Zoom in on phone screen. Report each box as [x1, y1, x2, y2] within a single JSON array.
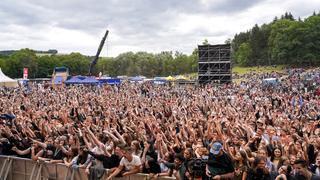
[[175, 126, 180, 134]]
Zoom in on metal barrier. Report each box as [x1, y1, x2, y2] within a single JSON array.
[[0, 155, 175, 180]]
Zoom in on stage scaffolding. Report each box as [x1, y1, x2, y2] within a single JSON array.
[[198, 44, 232, 84]]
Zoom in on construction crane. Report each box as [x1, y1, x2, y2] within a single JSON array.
[[89, 29, 109, 75]]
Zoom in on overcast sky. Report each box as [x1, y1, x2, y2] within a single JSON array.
[[0, 0, 319, 57]]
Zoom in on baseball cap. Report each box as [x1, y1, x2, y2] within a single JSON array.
[[210, 142, 223, 155]]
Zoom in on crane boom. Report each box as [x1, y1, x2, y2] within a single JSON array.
[[89, 29, 109, 75]]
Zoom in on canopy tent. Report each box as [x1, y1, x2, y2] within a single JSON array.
[[65, 76, 99, 85], [166, 76, 175, 81], [130, 76, 143, 82], [98, 78, 121, 85], [154, 77, 167, 85], [0, 68, 18, 88], [175, 75, 189, 80]]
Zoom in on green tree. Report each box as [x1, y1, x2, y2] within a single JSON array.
[[155, 51, 174, 76], [301, 15, 320, 65], [231, 31, 250, 58], [224, 38, 231, 44], [36, 56, 55, 78], [59, 53, 90, 75], [268, 19, 295, 65], [96, 57, 115, 76], [0, 57, 6, 71], [234, 43, 252, 66], [247, 24, 271, 65], [6, 49, 38, 78], [202, 39, 209, 45]]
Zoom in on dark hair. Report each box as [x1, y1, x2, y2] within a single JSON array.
[[270, 146, 283, 169], [238, 150, 250, 168], [253, 156, 265, 168], [184, 148, 194, 159], [175, 154, 185, 162], [167, 152, 175, 163], [294, 159, 307, 168], [173, 146, 182, 154], [70, 146, 79, 158], [286, 165, 292, 174], [77, 147, 88, 165], [98, 134, 109, 144], [120, 145, 132, 152]]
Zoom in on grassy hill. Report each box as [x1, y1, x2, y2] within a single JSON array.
[[185, 65, 286, 80], [232, 65, 285, 75]]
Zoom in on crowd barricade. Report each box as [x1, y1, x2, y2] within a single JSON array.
[[0, 155, 175, 180]]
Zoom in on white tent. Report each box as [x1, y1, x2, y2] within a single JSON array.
[[0, 68, 18, 88]]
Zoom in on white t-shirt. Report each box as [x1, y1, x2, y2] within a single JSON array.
[[120, 155, 142, 171]]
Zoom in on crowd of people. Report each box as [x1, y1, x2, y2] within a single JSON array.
[[0, 68, 320, 180]]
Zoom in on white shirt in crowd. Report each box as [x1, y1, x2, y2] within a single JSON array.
[[120, 155, 142, 171]]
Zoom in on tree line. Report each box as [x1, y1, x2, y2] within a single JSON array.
[[0, 12, 319, 78], [0, 49, 198, 78], [232, 12, 320, 66]]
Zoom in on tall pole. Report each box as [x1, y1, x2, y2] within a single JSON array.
[[89, 29, 109, 75]]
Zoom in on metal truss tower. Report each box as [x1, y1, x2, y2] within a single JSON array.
[[198, 44, 232, 84]]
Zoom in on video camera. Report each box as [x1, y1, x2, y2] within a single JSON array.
[[187, 159, 207, 179]]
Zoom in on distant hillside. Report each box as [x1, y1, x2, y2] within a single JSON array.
[[0, 49, 58, 56]]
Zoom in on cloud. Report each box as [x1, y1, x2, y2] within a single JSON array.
[[0, 0, 319, 56]]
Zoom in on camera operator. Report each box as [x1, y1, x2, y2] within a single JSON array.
[[187, 158, 208, 180], [183, 148, 207, 180]]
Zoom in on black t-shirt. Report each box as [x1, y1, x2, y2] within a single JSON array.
[[46, 144, 55, 152], [0, 142, 14, 156], [46, 144, 65, 160], [88, 151, 120, 169], [207, 152, 234, 176], [52, 149, 65, 160]]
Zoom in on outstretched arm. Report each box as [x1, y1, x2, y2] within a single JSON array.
[[107, 165, 124, 180], [32, 139, 47, 149], [12, 147, 31, 155]]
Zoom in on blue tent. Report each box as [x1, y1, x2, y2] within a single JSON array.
[[65, 76, 99, 84], [98, 78, 121, 85]]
